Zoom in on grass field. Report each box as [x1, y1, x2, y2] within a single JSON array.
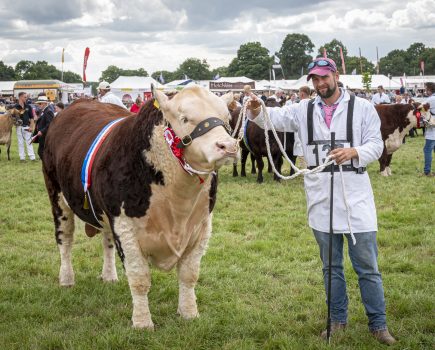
[[0, 132, 434, 350]]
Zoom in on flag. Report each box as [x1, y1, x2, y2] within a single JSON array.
[[213, 73, 220, 80], [159, 72, 165, 84], [184, 74, 188, 80], [301, 66, 304, 77], [272, 69, 276, 81], [83, 47, 90, 82], [376, 46, 379, 74], [420, 60, 425, 75], [339, 46, 346, 74], [61, 48, 65, 64], [323, 48, 327, 58], [274, 55, 280, 64], [351, 68, 356, 75]]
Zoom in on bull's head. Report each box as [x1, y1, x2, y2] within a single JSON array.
[[152, 85, 239, 172], [6, 108, 23, 126]]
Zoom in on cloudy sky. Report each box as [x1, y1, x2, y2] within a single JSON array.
[[1, 0, 434, 81]]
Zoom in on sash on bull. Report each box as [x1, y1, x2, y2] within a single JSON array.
[[42, 85, 239, 329]]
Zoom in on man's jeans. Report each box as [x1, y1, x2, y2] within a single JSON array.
[[423, 138, 435, 174], [313, 230, 387, 331]]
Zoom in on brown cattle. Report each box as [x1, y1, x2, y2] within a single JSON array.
[[376, 102, 431, 176], [0, 108, 23, 160], [42, 86, 238, 329]]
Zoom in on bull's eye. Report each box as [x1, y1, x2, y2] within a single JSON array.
[[181, 117, 188, 124]]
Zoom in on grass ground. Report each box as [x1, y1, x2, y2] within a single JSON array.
[[0, 132, 434, 350]]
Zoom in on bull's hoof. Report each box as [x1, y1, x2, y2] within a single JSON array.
[[256, 178, 263, 184], [132, 318, 154, 330], [59, 280, 75, 288], [177, 308, 199, 320], [59, 270, 75, 287], [386, 167, 392, 176], [380, 170, 389, 177], [100, 275, 119, 283]]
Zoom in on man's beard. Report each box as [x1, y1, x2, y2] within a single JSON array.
[[316, 83, 337, 99]]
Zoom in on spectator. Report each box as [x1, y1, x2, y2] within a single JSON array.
[[15, 92, 36, 161], [55, 102, 64, 116], [98, 81, 127, 109], [31, 96, 55, 160], [371, 86, 391, 105], [130, 96, 143, 113], [423, 82, 435, 176]]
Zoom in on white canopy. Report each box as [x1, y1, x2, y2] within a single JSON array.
[[109, 76, 161, 101], [0, 81, 16, 95], [288, 74, 402, 90]]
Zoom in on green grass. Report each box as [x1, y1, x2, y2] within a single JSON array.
[[0, 132, 434, 350]]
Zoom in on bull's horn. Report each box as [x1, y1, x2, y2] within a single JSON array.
[[151, 84, 169, 111]]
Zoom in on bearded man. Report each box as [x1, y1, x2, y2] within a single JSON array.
[[246, 57, 396, 346]]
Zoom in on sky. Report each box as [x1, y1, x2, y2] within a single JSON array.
[[1, 0, 434, 81]]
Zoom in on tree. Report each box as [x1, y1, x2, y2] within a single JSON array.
[[211, 66, 228, 79], [0, 61, 16, 80], [100, 65, 148, 83], [278, 33, 314, 78], [345, 56, 375, 75], [421, 47, 435, 75], [151, 70, 176, 84], [62, 71, 83, 83], [379, 49, 408, 76], [14, 60, 34, 80], [23, 61, 60, 80], [174, 58, 211, 80], [318, 39, 348, 71], [227, 42, 272, 80], [362, 72, 372, 92], [406, 42, 426, 74]]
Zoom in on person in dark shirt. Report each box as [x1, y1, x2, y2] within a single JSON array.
[[15, 92, 36, 161], [31, 96, 55, 159]]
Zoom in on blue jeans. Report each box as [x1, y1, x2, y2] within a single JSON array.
[[423, 139, 435, 174], [313, 230, 387, 331]]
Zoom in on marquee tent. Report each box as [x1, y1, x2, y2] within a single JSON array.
[[110, 76, 162, 101]]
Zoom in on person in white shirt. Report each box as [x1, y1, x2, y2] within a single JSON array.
[[98, 82, 127, 109], [246, 57, 396, 346], [371, 85, 391, 105], [423, 82, 435, 176]]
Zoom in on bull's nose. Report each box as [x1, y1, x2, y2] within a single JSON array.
[[216, 140, 238, 154]]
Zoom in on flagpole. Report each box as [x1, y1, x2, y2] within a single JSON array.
[[61, 48, 64, 82], [359, 48, 363, 74], [376, 47, 379, 75]]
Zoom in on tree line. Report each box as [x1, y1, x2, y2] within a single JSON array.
[[0, 34, 434, 84]]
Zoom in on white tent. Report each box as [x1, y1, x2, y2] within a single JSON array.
[[110, 76, 161, 101], [0, 81, 16, 95], [288, 74, 402, 91]]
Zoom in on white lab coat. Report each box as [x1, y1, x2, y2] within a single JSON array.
[[100, 91, 127, 109], [250, 90, 384, 233], [371, 92, 390, 105]]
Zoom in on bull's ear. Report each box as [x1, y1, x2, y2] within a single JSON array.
[[151, 84, 169, 110], [220, 91, 234, 107]]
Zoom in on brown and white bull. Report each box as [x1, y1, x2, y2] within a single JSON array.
[[42, 86, 238, 329], [376, 102, 431, 176]]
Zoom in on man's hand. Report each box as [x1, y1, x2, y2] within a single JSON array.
[[329, 147, 358, 165]]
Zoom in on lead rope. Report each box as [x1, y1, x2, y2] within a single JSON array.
[[242, 98, 356, 245]]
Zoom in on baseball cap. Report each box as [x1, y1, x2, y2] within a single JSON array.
[[307, 58, 337, 81], [98, 81, 110, 90]]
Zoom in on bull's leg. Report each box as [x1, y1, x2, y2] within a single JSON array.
[[177, 218, 211, 319], [250, 153, 257, 174], [273, 154, 283, 182], [232, 160, 238, 177], [256, 156, 264, 183], [240, 148, 249, 177], [56, 193, 76, 286], [379, 149, 389, 176], [267, 158, 272, 173], [7, 141, 11, 161], [101, 229, 118, 282], [386, 154, 393, 176], [115, 215, 153, 329]]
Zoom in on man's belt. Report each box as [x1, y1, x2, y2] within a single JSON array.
[[307, 164, 366, 173]]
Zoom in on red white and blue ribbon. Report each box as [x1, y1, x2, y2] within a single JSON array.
[[81, 118, 124, 192]]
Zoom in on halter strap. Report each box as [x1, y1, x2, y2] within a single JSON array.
[[177, 117, 230, 149]]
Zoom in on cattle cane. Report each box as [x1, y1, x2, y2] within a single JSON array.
[[326, 132, 336, 344]]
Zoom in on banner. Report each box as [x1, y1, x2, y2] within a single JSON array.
[[339, 46, 346, 74], [61, 48, 65, 64], [323, 48, 327, 58], [83, 47, 90, 82], [274, 55, 280, 64], [420, 60, 425, 75]]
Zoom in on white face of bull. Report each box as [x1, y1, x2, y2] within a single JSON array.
[[153, 86, 239, 172]]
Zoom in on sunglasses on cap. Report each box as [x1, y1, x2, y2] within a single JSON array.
[[307, 59, 336, 71]]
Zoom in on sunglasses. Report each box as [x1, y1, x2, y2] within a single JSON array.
[[307, 60, 336, 71]]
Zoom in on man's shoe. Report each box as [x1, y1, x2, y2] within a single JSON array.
[[371, 329, 397, 346], [320, 322, 346, 339]]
